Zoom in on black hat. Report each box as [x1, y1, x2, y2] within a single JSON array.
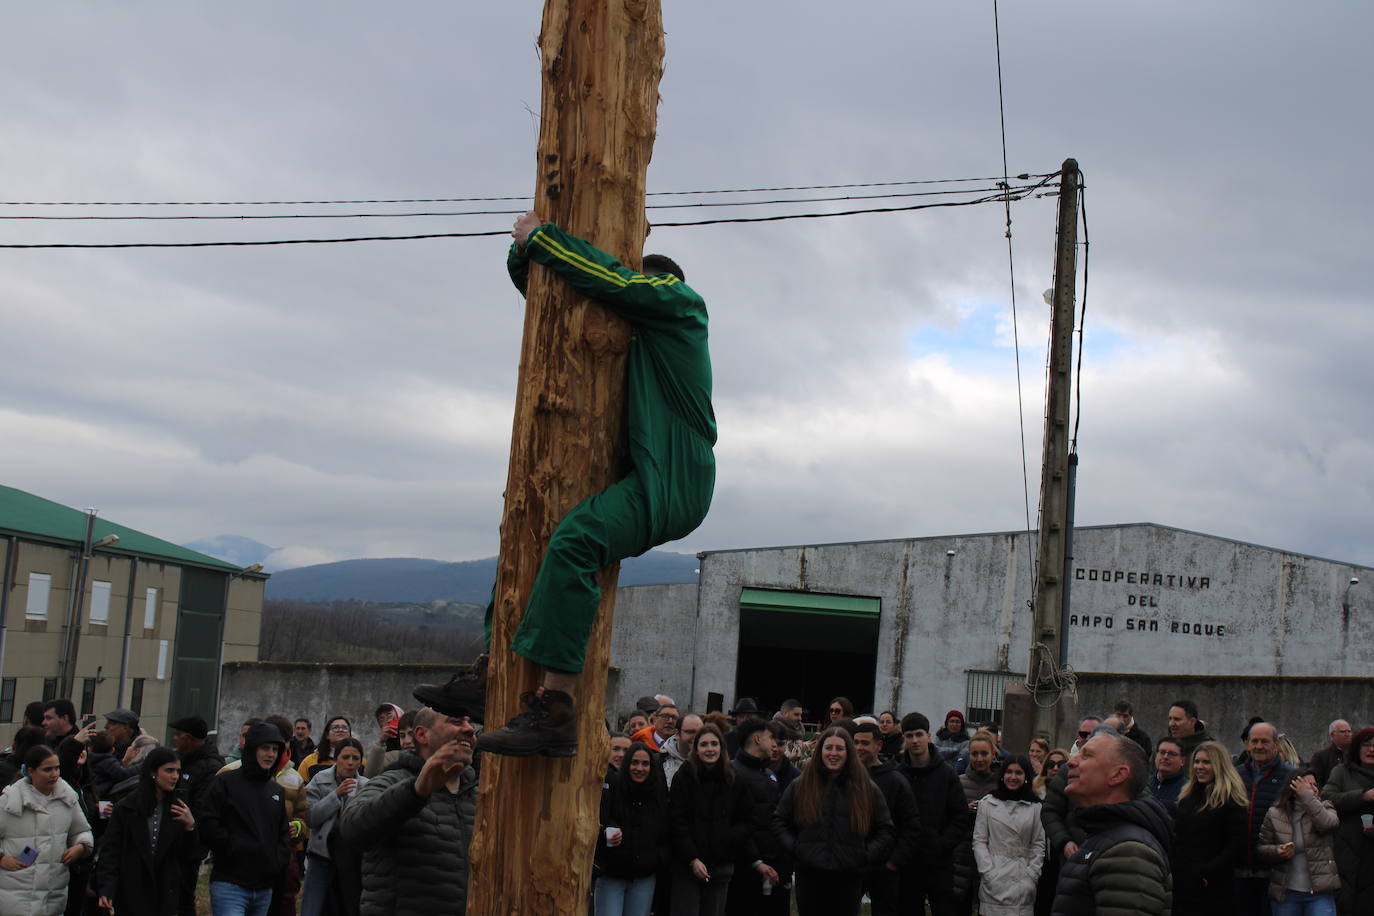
[[729, 697, 760, 715], [635, 696, 659, 715], [169, 716, 209, 740], [104, 708, 139, 727]]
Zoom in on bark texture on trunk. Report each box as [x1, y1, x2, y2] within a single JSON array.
[[467, 2, 664, 913]]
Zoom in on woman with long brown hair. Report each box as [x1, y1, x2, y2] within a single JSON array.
[[667, 723, 750, 916], [772, 726, 893, 916]]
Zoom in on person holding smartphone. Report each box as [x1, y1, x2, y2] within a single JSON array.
[[95, 747, 202, 916], [0, 744, 94, 915]]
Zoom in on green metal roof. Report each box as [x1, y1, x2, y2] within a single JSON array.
[[0, 484, 244, 573]]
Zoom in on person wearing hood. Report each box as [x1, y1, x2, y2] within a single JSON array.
[[853, 723, 920, 916], [95, 747, 203, 916], [935, 710, 972, 763], [972, 755, 1045, 916], [773, 726, 894, 916], [363, 704, 405, 778], [1051, 732, 1172, 916], [0, 744, 94, 916], [337, 682, 478, 916], [198, 723, 292, 916]]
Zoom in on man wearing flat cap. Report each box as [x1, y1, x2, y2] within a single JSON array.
[[170, 715, 223, 916], [339, 679, 479, 916], [725, 698, 761, 758]]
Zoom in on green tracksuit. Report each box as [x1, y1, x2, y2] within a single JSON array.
[[489, 223, 716, 673]]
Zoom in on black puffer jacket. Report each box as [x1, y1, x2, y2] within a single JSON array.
[[732, 749, 791, 871], [772, 767, 894, 873], [1170, 790, 1244, 916], [338, 751, 477, 916], [1050, 795, 1173, 916], [596, 772, 671, 878], [868, 759, 921, 868], [668, 759, 752, 867], [898, 749, 968, 861], [177, 745, 224, 813], [197, 723, 291, 890]]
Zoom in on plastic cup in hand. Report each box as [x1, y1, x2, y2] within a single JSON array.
[[1362, 814, 1373, 829], [605, 827, 622, 846]]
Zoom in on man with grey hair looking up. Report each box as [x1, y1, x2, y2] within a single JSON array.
[[1051, 732, 1172, 915]]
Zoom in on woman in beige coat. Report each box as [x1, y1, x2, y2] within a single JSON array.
[[1257, 770, 1339, 913], [972, 755, 1045, 916]]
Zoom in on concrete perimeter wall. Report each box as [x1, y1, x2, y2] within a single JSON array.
[[1075, 673, 1374, 762]]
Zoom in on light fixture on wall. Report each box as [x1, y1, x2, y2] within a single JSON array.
[[1343, 577, 1359, 615], [92, 534, 119, 549]]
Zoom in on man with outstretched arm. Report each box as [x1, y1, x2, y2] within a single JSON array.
[[441, 211, 716, 759]]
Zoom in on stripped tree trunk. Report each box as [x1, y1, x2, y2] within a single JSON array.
[[467, 2, 665, 913]]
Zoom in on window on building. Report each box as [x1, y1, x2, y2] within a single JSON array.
[[80, 678, 97, 717], [90, 580, 112, 625], [42, 677, 58, 702], [0, 679, 15, 723], [157, 640, 169, 680], [25, 572, 52, 620], [131, 678, 145, 716], [964, 669, 1027, 728], [143, 587, 158, 630]]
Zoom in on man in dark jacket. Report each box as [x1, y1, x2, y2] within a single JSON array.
[[1052, 732, 1172, 915], [1167, 698, 1211, 760], [896, 712, 967, 916], [1309, 718, 1352, 787], [339, 684, 478, 916], [727, 718, 788, 916], [171, 716, 223, 916], [1234, 722, 1295, 916], [1114, 698, 1153, 758], [1146, 737, 1187, 816], [198, 722, 292, 915], [855, 723, 921, 916]]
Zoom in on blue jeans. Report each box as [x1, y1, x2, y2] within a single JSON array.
[[300, 855, 333, 916], [1271, 889, 1337, 916], [209, 881, 273, 916], [594, 874, 657, 916]]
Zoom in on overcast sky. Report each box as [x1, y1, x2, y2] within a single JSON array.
[[3, 2, 1370, 572]]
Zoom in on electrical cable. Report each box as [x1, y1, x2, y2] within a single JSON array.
[[1071, 176, 1088, 454], [0, 183, 1042, 221], [0, 173, 1049, 207], [0, 178, 1057, 248]]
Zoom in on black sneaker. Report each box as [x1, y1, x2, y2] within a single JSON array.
[[414, 654, 488, 725], [474, 689, 578, 758]]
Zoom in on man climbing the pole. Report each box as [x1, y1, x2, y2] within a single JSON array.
[[417, 210, 715, 759]]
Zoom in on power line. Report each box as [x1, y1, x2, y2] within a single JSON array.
[[0, 174, 1047, 208], [0, 177, 1058, 248], [992, 0, 1035, 546], [0, 183, 1042, 221]]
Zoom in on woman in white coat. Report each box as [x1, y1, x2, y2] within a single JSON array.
[[0, 745, 94, 916], [972, 754, 1046, 916]]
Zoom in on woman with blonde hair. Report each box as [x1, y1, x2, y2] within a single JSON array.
[[773, 726, 893, 916], [1170, 739, 1246, 915]]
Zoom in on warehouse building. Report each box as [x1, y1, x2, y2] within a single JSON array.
[[608, 523, 1372, 753], [0, 484, 265, 746]]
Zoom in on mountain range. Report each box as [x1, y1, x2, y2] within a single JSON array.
[[182, 535, 700, 603]]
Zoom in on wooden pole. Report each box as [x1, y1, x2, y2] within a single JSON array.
[[467, 2, 664, 913]]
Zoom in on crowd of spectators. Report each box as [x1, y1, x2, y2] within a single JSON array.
[[2, 689, 1373, 916]]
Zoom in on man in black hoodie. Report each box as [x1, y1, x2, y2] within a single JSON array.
[[896, 712, 967, 916], [1052, 732, 1172, 916], [198, 722, 291, 916], [854, 723, 921, 916]]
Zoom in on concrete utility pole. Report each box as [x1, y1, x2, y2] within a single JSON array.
[[467, 2, 664, 913], [1004, 159, 1081, 752]]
